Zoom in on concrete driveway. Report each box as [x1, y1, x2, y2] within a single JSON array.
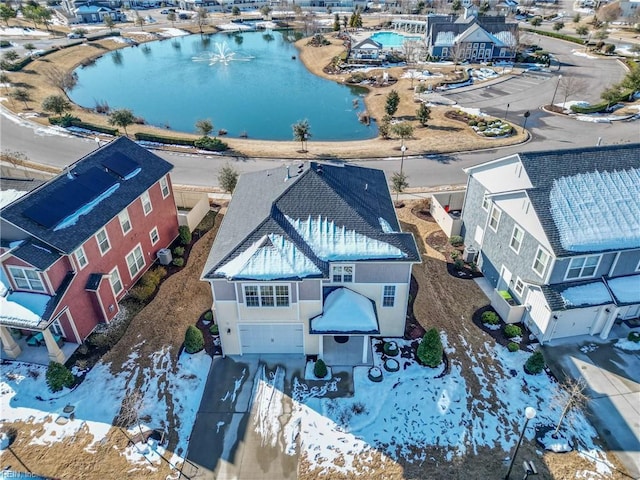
[[542, 333, 640, 479], [184, 354, 304, 480]]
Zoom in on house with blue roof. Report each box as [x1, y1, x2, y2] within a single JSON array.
[[201, 162, 420, 363], [425, 9, 518, 62], [0, 137, 179, 364], [461, 144, 640, 343]]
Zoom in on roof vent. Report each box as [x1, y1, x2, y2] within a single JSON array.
[[365, 183, 368, 191], [316, 165, 323, 175], [285, 165, 290, 181]]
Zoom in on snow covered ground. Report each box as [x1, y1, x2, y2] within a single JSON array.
[[0, 348, 211, 472]]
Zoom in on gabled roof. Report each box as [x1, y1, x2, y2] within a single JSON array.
[[11, 239, 62, 271], [353, 38, 383, 50], [202, 162, 420, 281], [518, 144, 640, 256], [456, 23, 505, 46], [1, 137, 173, 255]]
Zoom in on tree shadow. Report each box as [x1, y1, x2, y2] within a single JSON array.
[[427, 125, 463, 132]]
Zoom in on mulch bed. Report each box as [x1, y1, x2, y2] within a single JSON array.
[[471, 305, 538, 351]]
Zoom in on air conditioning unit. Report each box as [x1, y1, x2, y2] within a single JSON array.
[[462, 245, 477, 263], [157, 248, 173, 266]]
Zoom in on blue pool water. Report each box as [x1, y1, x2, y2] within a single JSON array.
[[369, 31, 422, 48], [68, 31, 377, 141]]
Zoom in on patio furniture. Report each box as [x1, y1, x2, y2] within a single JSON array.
[[26, 332, 44, 347]]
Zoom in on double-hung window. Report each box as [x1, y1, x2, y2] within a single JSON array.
[[126, 245, 145, 279], [566, 255, 600, 280], [382, 285, 396, 307], [8, 267, 45, 292], [119, 210, 132, 235], [513, 278, 525, 297], [141, 191, 152, 215], [510, 225, 524, 254], [244, 285, 289, 307], [74, 246, 88, 270], [331, 265, 353, 283], [160, 176, 170, 199], [109, 267, 123, 295], [489, 206, 501, 232], [532, 247, 550, 278], [96, 228, 110, 255], [481, 193, 490, 211], [150, 227, 159, 245]]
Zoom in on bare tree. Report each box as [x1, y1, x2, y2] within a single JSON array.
[[551, 378, 589, 437], [117, 387, 146, 441], [43, 65, 77, 93], [558, 76, 588, 108], [450, 42, 465, 71], [196, 7, 208, 33]]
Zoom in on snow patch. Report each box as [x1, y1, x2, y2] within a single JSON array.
[[560, 282, 612, 307]]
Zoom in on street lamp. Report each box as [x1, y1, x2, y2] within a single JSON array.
[[400, 143, 407, 176], [550, 75, 562, 110], [522, 111, 530, 135], [504, 103, 510, 121], [504, 406, 536, 480]]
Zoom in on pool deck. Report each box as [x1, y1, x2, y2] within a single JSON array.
[[351, 30, 425, 51]]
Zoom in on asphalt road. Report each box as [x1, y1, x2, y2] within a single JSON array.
[[1, 31, 638, 189]]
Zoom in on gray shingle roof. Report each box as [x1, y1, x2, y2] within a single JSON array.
[[1, 137, 173, 254], [519, 144, 640, 256], [202, 162, 420, 280], [11, 239, 62, 270]]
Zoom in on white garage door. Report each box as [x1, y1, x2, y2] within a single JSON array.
[[239, 324, 304, 354], [551, 308, 599, 339]]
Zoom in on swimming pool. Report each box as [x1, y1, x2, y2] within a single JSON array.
[[369, 31, 423, 48]]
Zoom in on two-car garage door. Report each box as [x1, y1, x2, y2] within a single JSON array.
[[239, 324, 304, 354]]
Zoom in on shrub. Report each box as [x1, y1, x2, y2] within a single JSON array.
[[173, 246, 185, 257], [507, 342, 520, 352], [454, 259, 464, 271], [451, 251, 459, 260], [134, 132, 195, 146], [209, 323, 219, 335], [70, 119, 118, 136], [481, 311, 500, 325], [417, 328, 443, 367], [384, 358, 400, 372], [194, 136, 228, 152], [184, 325, 204, 354], [179, 225, 192, 245], [142, 266, 166, 287], [383, 341, 399, 356], [628, 331, 640, 343], [46, 362, 74, 392], [504, 324, 523, 338], [172, 258, 185, 267], [449, 235, 463, 247], [524, 350, 545, 375], [368, 366, 383, 382], [314, 358, 328, 378], [129, 282, 155, 302], [204, 310, 213, 321]]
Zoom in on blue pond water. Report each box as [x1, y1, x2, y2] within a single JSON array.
[[369, 31, 422, 48], [69, 30, 377, 141]]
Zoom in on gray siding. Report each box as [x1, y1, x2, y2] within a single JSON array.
[[612, 249, 640, 277], [236, 283, 243, 303], [461, 176, 488, 250], [290, 282, 297, 303], [355, 262, 411, 283], [299, 279, 321, 300], [213, 280, 237, 301], [549, 252, 616, 285]]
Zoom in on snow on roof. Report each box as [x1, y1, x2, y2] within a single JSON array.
[[54, 183, 120, 231], [0, 189, 28, 209], [561, 282, 612, 307], [607, 275, 640, 304], [493, 30, 515, 46], [434, 31, 455, 46], [311, 288, 379, 333], [286, 215, 406, 261], [0, 292, 51, 328], [378, 217, 396, 233], [549, 168, 640, 252], [214, 234, 321, 280], [0, 269, 8, 297]]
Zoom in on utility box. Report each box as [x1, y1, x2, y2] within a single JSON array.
[[157, 248, 172, 266], [463, 245, 477, 263]]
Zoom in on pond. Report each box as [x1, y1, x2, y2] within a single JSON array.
[[68, 30, 377, 141]]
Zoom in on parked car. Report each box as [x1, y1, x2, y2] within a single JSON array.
[[67, 32, 84, 39], [178, 12, 191, 19]]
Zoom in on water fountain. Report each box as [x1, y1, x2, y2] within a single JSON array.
[[192, 42, 254, 66]]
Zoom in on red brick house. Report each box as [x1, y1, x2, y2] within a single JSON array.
[[0, 137, 179, 364]]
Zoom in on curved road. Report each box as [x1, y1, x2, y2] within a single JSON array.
[[1, 34, 638, 189]]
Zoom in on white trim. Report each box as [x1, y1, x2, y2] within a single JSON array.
[[50, 318, 65, 338], [74, 246, 88, 270], [64, 309, 81, 343], [243, 283, 290, 308], [564, 254, 602, 281], [330, 264, 355, 283], [125, 244, 145, 280], [513, 277, 524, 297], [636, 257, 640, 272], [149, 226, 160, 246], [160, 175, 170, 199], [381, 284, 396, 307], [96, 227, 111, 256], [532, 246, 550, 278], [7, 266, 46, 293], [109, 266, 123, 296], [141, 190, 152, 216], [488, 205, 502, 232], [509, 224, 524, 255], [609, 251, 621, 277], [118, 209, 132, 236], [481, 191, 490, 212]]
